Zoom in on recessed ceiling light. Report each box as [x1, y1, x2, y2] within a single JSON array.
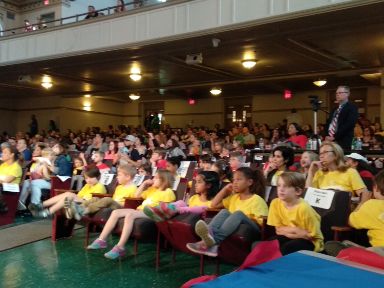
[[129, 94, 140, 100], [129, 73, 142, 81], [313, 79, 327, 87], [41, 75, 53, 89], [241, 59, 257, 69], [210, 88, 222, 96]]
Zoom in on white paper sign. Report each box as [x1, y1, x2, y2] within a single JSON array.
[[172, 176, 181, 191], [304, 187, 335, 210], [57, 176, 71, 182], [2, 183, 20, 193], [177, 161, 191, 178], [133, 174, 145, 187], [100, 173, 114, 186]]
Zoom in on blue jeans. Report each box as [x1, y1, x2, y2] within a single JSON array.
[[208, 209, 260, 244], [20, 179, 31, 203], [30, 179, 51, 204]]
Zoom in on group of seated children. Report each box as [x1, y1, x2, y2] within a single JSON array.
[[21, 140, 383, 266]]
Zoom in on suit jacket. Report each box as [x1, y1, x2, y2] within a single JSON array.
[[326, 101, 358, 150]]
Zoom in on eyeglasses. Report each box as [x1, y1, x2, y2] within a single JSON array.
[[319, 150, 334, 155], [336, 91, 348, 94]]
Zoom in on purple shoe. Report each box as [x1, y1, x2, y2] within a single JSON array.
[[159, 202, 177, 219], [104, 246, 126, 260], [87, 239, 107, 250], [186, 241, 218, 257]]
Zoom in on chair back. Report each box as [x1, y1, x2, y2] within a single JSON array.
[[51, 176, 72, 197], [304, 187, 351, 241], [174, 178, 188, 201], [265, 186, 278, 206]]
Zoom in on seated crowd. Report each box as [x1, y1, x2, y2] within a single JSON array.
[[0, 120, 382, 271]]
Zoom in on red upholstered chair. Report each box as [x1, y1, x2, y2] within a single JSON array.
[[50, 176, 74, 241], [0, 168, 28, 226]]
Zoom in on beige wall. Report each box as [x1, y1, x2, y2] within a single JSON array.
[[252, 90, 329, 128], [366, 86, 380, 123], [0, 85, 381, 135], [164, 98, 224, 129]]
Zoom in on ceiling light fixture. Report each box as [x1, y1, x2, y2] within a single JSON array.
[[84, 94, 91, 98], [129, 94, 140, 101], [41, 75, 53, 89], [210, 88, 222, 96], [241, 59, 257, 69], [313, 79, 327, 87], [129, 66, 142, 81], [129, 73, 142, 81]]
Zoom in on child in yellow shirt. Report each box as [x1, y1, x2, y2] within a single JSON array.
[[87, 170, 176, 260], [268, 172, 324, 255], [325, 170, 384, 257], [65, 164, 137, 220], [186, 167, 268, 257], [143, 171, 220, 221], [29, 167, 105, 218]]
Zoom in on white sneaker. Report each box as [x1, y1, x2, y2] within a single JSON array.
[[195, 220, 216, 248]]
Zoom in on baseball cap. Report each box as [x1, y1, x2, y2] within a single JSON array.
[[125, 135, 136, 142], [345, 153, 368, 163]]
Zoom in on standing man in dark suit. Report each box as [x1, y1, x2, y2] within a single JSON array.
[[326, 85, 358, 150]]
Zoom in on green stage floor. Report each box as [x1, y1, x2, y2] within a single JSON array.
[[0, 217, 235, 288]]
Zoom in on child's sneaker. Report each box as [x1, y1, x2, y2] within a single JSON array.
[[28, 203, 44, 217], [143, 205, 164, 222], [186, 241, 218, 257], [104, 246, 126, 260], [195, 220, 216, 248], [64, 197, 73, 219], [87, 239, 107, 250], [35, 208, 52, 219], [159, 202, 177, 219]]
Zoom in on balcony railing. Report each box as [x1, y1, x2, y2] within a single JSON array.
[[0, 0, 174, 37]]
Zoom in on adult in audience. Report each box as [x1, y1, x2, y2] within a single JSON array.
[[264, 146, 294, 186], [84, 5, 99, 19], [345, 153, 376, 191], [286, 123, 308, 149], [305, 142, 369, 203], [0, 145, 22, 184], [326, 86, 359, 150], [16, 138, 32, 161], [114, 0, 126, 13], [242, 127, 255, 145]]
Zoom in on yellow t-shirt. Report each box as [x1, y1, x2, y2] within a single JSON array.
[[271, 170, 284, 186], [349, 199, 384, 247], [112, 184, 137, 206], [137, 186, 176, 210], [77, 182, 106, 200], [188, 194, 211, 208], [312, 168, 366, 196], [222, 193, 268, 225], [0, 161, 22, 184], [267, 198, 324, 252]]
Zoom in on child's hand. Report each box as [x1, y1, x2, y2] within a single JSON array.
[[144, 179, 154, 186], [223, 183, 233, 195], [79, 152, 85, 159]]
